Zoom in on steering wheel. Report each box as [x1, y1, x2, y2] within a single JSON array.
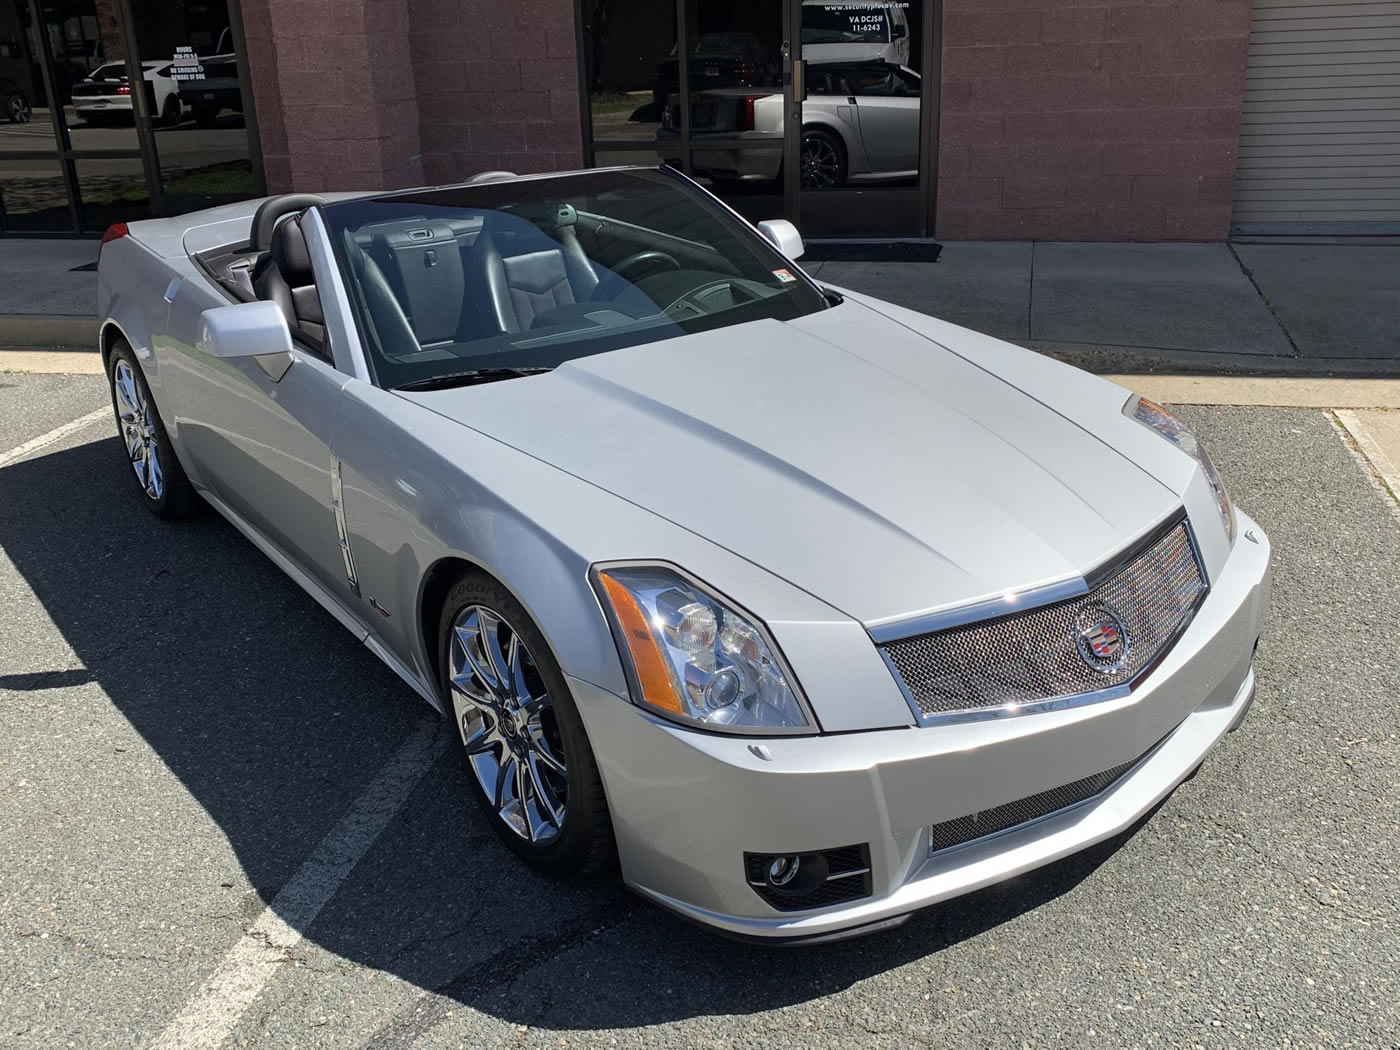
[[611, 250, 681, 283]]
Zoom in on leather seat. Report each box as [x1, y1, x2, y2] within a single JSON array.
[[475, 214, 600, 333], [252, 214, 326, 352]]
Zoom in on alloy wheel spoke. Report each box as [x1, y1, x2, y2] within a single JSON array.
[[526, 724, 567, 774], [495, 753, 517, 811], [478, 612, 514, 695], [454, 620, 502, 696], [146, 443, 164, 498], [525, 752, 562, 827]]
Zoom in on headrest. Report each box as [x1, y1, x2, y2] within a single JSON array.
[[272, 215, 314, 285]]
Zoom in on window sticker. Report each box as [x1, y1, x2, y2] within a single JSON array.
[[773, 268, 797, 283]]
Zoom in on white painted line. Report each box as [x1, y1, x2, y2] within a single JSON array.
[[1334, 410, 1400, 504], [0, 407, 111, 469], [149, 718, 447, 1050]]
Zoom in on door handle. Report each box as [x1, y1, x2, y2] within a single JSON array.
[[791, 59, 805, 103]]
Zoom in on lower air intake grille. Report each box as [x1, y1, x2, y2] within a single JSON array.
[[928, 732, 1172, 855], [882, 519, 1206, 720]]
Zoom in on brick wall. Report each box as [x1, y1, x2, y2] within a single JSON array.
[[242, 0, 581, 194], [241, 0, 423, 194], [408, 0, 583, 185], [937, 1, 1253, 241]]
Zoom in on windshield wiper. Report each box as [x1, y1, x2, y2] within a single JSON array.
[[394, 366, 553, 392]]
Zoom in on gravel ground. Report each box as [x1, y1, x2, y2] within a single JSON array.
[[0, 375, 1396, 1049]]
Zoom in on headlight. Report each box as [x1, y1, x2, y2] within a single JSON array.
[[593, 565, 815, 734], [1126, 395, 1235, 542]]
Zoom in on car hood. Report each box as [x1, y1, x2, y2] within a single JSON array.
[[398, 301, 1180, 629]]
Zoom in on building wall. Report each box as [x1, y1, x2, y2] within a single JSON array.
[[242, 0, 581, 195], [408, 0, 583, 185], [937, 0, 1253, 241]]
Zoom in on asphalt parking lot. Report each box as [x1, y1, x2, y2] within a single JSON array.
[[1, 372, 1397, 1049]]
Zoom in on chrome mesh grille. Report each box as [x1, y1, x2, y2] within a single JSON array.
[[929, 748, 1149, 854], [882, 521, 1205, 719]]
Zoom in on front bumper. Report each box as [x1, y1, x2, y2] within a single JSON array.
[[573, 511, 1272, 942]]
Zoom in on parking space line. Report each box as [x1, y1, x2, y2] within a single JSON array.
[[149, 717, 447, 1050], [0, 407, 111, 469]]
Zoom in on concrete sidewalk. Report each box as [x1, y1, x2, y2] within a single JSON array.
[[0, 239, 99, 352], [808, 240, 1399, 374], [1, 236, 1396, 374]]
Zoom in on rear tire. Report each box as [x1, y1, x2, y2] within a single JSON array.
[[107, 339, 199, 519], [159, 94, 181, 127], [800, 126, 847, 190], [5, 91, 30, 124], [438, 571, 615, 878], [193, 103, 218, 128]]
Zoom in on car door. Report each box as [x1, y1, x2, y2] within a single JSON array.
[[160, 279, 352, 595], [848, 65, 920, 175]]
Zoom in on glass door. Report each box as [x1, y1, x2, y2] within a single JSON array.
[[788, 0, 929, 236], [678, 0, 785, 227]]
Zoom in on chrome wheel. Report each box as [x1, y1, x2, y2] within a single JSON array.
[[8, 94, 30, 124], [801, 132, 842, 190], [448, 605, 568, 844], [113, 360, 163, 502]]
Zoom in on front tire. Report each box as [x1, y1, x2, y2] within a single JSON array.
[[107, 340, 198, 519], [438, 572, 615, 878]]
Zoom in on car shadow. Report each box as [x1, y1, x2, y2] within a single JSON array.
[[1, 434, 1160, 1033]]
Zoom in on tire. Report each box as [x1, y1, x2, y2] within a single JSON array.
[[159, 93, 181, 127], [800, 126, 847, 190], [6, 91, 30, 124], [192, 103, 217, 128], [107, 340, 199, 519], [438, 571, 615, 878]]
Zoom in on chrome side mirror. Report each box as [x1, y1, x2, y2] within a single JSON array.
[[197, 300, 294, 381], [757, 219, 805, 261]]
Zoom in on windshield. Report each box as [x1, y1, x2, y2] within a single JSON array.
[[322, 168, 829, 390], [802, 5, 891, 44]]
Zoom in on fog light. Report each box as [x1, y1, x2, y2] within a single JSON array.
[[767, 855, 800, 887]]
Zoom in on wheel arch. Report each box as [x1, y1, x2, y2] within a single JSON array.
[[99, 319, 128, 372]]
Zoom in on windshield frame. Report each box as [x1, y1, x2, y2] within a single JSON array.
[[321, 166, 832, 392]]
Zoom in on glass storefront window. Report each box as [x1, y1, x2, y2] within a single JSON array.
[[0, 155, 70, 231], [133, 0, 254, 209], [76, 154, 148, 229], [0, 0, 258, 235], [582, 0, 675, 145]]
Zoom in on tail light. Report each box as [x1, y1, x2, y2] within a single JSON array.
[[741, 94, 762, 131], [99, 222, 128, 261], [117, 85, 131, 95]]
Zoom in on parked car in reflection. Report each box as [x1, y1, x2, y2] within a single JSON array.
[[802, 0, 911, 68], [72, 61, 185, 126], [657, 62, 920, 189], [1, 76, 31, 124], [176, 28, 244, 128], [652, 31, 780, 108]]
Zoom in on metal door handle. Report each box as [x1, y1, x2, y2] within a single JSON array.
[[792, 59, 805, 103]]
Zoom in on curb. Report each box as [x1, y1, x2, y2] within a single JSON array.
[[1028, 341, 1400, 379], [0, 314, 98, 351]]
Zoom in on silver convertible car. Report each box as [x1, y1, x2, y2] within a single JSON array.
[[97, 167, 1271, 943]]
